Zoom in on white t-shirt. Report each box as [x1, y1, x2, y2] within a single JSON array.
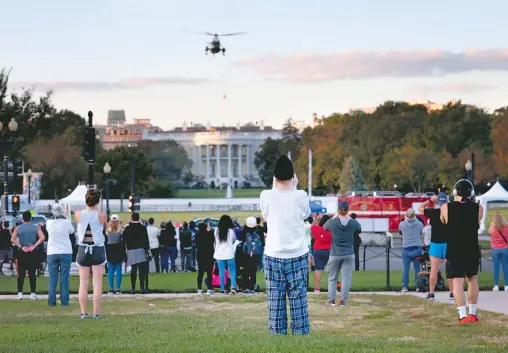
[[260, 188, 311, 259], [46, 218, 75, 255], [147, 225, 161, 249], [213, 228, 236, 260], [304, 222, 312, 248], [423, 225, 432, 246]]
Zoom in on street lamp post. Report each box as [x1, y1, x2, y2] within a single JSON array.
[[0, 118, 19, 215], [103, 162, 117, 218], [465, 160, 472, 183], [26, 169, 33, 204]]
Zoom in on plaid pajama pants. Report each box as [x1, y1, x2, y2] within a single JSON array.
[[264, 253, 310, 335]]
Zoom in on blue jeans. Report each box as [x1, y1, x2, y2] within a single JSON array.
[[491, 248, 508, 286], [402, 247, 422, 288], [161, 246, 177, 272], [217, 258, 237, 290], [107, 262, 123, 290], [47, 254, 72, 306]]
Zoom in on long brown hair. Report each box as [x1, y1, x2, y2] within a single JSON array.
[[108, 219, 121, 234], [491, 212, 507, 232]]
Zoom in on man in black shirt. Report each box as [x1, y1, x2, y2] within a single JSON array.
[[0, 221, 12, 275], [440, 179, 483, 324], [418, 193, 453, 300]]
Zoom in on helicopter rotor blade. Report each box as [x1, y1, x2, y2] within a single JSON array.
[[184, 30, 215, 36], [219, 32, 246, 36]]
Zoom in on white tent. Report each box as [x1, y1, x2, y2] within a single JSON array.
[[477, 181, 508, 233], [60, 183, 88, 206]]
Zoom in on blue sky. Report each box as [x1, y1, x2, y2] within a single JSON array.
[[1, 0, 507, 129]]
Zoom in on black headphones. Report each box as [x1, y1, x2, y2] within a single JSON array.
[[452, 179, 475, 197]]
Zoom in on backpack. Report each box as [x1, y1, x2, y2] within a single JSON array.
[[242, 230, 263, 256]]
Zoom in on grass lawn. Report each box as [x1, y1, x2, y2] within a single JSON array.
[[176, 188, 265, 198], [1, 294, 507, 352], [0, 271, 499, 295]]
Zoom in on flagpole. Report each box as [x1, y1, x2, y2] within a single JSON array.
[[308, 149, 312, 197]]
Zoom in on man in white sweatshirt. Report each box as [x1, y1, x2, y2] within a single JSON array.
[[260, 155, 311, 335]]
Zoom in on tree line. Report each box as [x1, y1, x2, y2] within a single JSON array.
[[0, 68, 192, 200], [255, 102, 508, 195]]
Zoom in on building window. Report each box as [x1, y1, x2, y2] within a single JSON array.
[[232, 145, 239, 157], [221, 163, 228, 177], [241, 145, 247, 157], [233, 162, 238, 177], [201, 146, 207, 156], [201, 161, 206, 176], [220, 145, 227, 157], [210, 146, 216, 157], [211, 162, 216, 177]]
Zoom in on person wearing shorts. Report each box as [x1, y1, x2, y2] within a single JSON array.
[[419, 192, 454, 300], [75, 188, 107, 320], [440, 179, 483, 324], [310, 214, 331, 293]]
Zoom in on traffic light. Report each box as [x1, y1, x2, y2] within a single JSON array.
[[128, 194, 134, 213], [12, 195, 20, 213], [83, 127, 96, 161]]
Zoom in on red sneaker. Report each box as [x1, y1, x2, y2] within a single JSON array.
[[468, 314, 479, 323], [458, 316, 471, 324]]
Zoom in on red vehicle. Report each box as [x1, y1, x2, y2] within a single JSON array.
[[336, 191, 433, 233]]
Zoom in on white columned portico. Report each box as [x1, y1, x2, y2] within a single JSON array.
[[206, 144, 210, 178], [197, 145, 202, 176], [228, 143, 232, 181], [237, 144, 242, 178], [246, 144, 251, 177], [216, 144, 220, 179]]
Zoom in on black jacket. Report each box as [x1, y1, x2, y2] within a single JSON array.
[[195, 229, 214, 260], [122, 223, 149, 250]]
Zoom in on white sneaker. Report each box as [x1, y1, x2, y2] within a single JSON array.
[[401, 287, 408, 293], [30, 293, 38, 300], [493, 286, 499, 291], [197, 289, 203, 295], [206, 290, 214, 295], [17, 292, 23, 300]]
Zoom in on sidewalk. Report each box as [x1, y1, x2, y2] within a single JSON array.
[[1, 291, 506, 315]]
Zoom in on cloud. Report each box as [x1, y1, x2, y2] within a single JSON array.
[[409, 82, 498, 96], [235, 49, 508, 83], [10, 76, 211, 92]]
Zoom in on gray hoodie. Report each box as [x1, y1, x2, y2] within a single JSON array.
[[324, 217, 361, 256], [398, 218, 424, 248]]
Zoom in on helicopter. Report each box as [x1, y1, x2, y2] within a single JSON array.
[[187, 31, 246, 56]]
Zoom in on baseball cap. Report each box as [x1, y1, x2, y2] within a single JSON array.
[[406, 208, 416, 218], [437, 192, 448, 206], [246, 216, 257, 228], [110, 214, 120, 221], [338, 201, 349, 211], [160, 222, 167, 228]]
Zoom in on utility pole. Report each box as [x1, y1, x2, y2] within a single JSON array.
[[471, 152, 475, 188], [83, 111, 96, 188], [308, 149, 312, 197]]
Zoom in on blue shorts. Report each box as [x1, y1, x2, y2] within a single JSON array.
[[313, 250, 330, 271], [429, 242, 447, 259]]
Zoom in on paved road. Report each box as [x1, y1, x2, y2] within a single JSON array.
[[1, 291, 505, 315]]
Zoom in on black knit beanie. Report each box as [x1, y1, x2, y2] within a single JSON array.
[[273, 155, 294, 181]]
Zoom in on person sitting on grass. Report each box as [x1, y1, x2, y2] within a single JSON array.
[[260, 155, 311, 335]]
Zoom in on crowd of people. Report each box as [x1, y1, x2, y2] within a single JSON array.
[[0, 156, 507, 331]]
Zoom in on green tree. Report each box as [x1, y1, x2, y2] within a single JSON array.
[[143, 179, 175, 198], [339, 156, 366, 192], [254, 138, 281, 187], [95, 146, 155, 200], [382, 144, 438, 193], [137, 140, 192, 182], [279, 118, 301, 161], [24, 133, 87, 200]]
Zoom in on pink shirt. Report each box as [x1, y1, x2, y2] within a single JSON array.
[[489, 225, 508, 249]]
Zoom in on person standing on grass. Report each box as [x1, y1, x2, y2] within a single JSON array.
[[488, 213, 508, 291], [256, 216, 266, 271], [0, 221, 12, 276], [189, 221, 197, 271], [147, 218, 161, 274], [11, 211, 45, 300], [418, 194, 454, 300], [180, 222, 194, 272], [46, 204, 75, 306], [106, 214, 126, 294], [195, 222, 215, 295], [260, 155, 311, 335], [324, 202, 361, 307], [123, 212, 150, 294], [239, 216, 263, 293], [310, 214, 331, 293], [399, 208, 424, 292], [214, 215, 238, 294], [74, 189, 108, 319], [350, 213, 362, 271], [440, 179, 483, 324]]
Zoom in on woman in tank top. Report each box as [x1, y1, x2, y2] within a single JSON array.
[[106, 214, 126, 294], [74, 188, 107, 319]]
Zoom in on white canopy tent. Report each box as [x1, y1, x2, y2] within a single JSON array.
[[477, 181, 508, 233], [60, 183, 88, 214]]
